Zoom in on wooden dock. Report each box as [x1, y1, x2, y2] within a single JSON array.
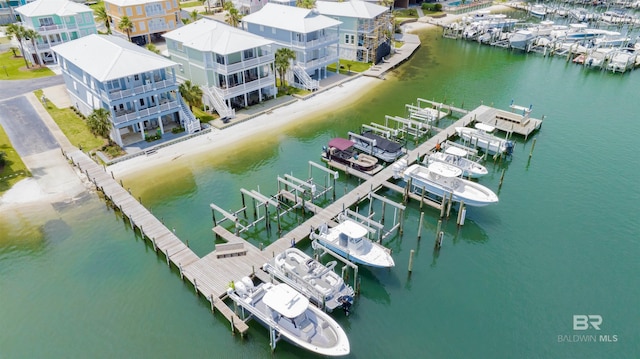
[[67, 103, 536, 339]]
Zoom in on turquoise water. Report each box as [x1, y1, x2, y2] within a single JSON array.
[[2, 29, 639, 358]]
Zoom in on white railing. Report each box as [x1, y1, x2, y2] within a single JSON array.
[[203, 86, 235, 119], [207, 53, 274, 73], [292, 65, 318, 91], [178, 97, 201, 133], [290, 34, 339, 48], [104, 79, 174, 100], [217, 74, 274, 98], [113, 100, 178, 124], [38, 24, 65, 32]]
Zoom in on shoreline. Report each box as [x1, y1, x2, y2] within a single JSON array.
[[0, 4, 512, 213]]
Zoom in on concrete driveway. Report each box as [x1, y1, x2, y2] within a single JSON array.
[[0, 96, 58, 157]]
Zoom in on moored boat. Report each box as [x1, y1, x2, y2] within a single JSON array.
[[227, 277, 350, 356], [509, 30, 536, 50], [455, 123, 514, 155], [310, 220, 395, 268], [262, 248, 355, 314], [348, 131, 405, 163], [426, 146, 488, 179], [393, 160, 498, 207], [322, 138, 380, 173]]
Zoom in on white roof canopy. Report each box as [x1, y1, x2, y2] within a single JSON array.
[[315, 0, 388, 19], [263, 284, 309, 318], [52, 35, 177, 82], [16, 0, 92, 17], [242, 3, 342, 34]]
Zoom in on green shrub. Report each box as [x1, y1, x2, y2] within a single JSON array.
[[171, 127, 185, 134]]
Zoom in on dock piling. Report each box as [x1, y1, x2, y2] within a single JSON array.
[[408, 249, 415, 274], [417, 212, 424, 240], [529, 138, 537, 158]]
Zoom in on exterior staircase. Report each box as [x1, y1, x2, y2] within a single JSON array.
[[178, 96, 201, 134], [203, 86, 235, 120], [292, 65, 319, 91]]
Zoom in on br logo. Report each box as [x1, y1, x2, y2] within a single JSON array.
[[573, 315, 602, 330]]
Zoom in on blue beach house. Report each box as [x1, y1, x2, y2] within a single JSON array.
[[316, 0, 392, 64], [52, 34, 200, 147], [241, 3, 341, 91], [14, 0, 97, 64], [163, 18, 276, 119]]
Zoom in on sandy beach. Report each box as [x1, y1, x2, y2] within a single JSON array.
[[0, 4, 512, 213]]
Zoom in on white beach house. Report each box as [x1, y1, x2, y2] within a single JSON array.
[[52, 34, 200, 147], [316, 0, 392, 64], [241, 3, 341, 91], [15, 0, 97, 64], [164, 18, 276, 119]]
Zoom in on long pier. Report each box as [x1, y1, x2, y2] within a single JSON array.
[[68, 103, 537, 337]]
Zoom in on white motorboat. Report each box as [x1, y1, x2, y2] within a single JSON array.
[[455, 123, 514, 155], [584, 48, 614, 68], [529, 4, 547, 19], [509, 30, 536, 50], [551, 24, 620, 42], [227, 277, 350, 356], [263, 248, 355, 314], [393, 160, 498, 207], [348, 131, 405, 163], [310, 220, 395, 268], [426, 146, 488, 179], [606, 48, 637, 73]]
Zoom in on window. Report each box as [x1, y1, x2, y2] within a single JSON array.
[[134, 74, 139, 81], [139, 98, 145, 106], [39, 17, 54, 27], [126, 7, 132, 16], [271, 27, 276, 34], [139, 21, 145, 31], [259, 25, 264, 32], [344, 34, 349, 44], [165, 1, 170, 10], [136, 6, 142, 15], [243, 48, 255, 60]]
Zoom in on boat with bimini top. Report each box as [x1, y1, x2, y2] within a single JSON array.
[[348, 131, 405, 163], [262, 248, 355, 315], [425, 146, 488, 179], [322, 138, 380, 173]]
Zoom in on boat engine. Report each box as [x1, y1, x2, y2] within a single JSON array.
[[392, 159, 408, 179], [505, 141, 514, 156], [338, 295, 353, 316]]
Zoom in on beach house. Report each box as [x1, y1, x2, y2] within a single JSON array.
[[52, 34, 200, 147], [316, 0, 392, 64], [163, 18, 275, 119], [241, 3, 341, 91], [104, 0, 180, 45], [14, 0, 97, 64]]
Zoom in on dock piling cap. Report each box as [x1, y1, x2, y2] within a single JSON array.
[[474, 123, 496, 132]]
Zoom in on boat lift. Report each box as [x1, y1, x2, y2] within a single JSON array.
[[361, 122, 400, 139], [384, 115, 430, 141]]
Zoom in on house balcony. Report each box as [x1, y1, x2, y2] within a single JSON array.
[[296, 55, 338, 70], [101, 79, 176, 102], [290, 34, 339, 49], [217, 74, 274, 100], [206, 53, 274, 74], [113, 100, 178, 125]]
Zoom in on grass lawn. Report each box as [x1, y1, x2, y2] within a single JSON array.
[[0, 125, 31, 196], [34, 90, 105, 151], [328, 59, 370, 75], [0, 51, 55, 80], [0, 36, 10, 45], [393, 9, 420, 18], [192, 107, 217, 123], [179, 1, 202, 8]]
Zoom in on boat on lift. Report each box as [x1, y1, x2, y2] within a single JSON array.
[[310, 219, 395, 268], [425, 146, 488, 179], [455, 123, 514, 155], [322, 138, 381, 174], [262, 248, 355, 315], [393, 159, 498, 207], [348, 131, 405, 163], [227, 277, 350, 356]]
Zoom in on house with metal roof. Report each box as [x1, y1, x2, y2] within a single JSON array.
[[316, 0, 392, 64], [241, 3, 341, 91], [52, 34, 200, 147], [163, 18, 276, 119], [14, 0, 97, 64], [104, 0, 180, 45]]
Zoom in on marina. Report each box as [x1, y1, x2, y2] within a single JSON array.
[[3, 12, 640, 359]]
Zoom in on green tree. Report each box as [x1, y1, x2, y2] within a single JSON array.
[[23, 28, 41, 66], [86, 108, 114, 145], [118, 16, 133, 42], [179, 80, 203, 111], [0, 151, 6, 168], [6, 23, 29, 68], [95, 6, 111, 34], [190, 9, 199, 22], [9, 46, 19, 57], [224, 5, 241, 28], [275, 47, 296, 90], [296, 0, 315, 8]]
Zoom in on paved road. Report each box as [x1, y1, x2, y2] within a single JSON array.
[[0, 96, 58, 157], [0, 75, 64, 101], [0, 75, 65, 157]]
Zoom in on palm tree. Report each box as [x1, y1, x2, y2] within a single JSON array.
[[179, 81, 203, 111], [23, 28, 41, 66], [118, 16, 133, 42], [86, 108, 113, 145], [190, 9, 199, 22], [95, 6, 111, 34], [275, 47, 296, 90], [6, 23, 29, 68], [224, 3, 241, 28]]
